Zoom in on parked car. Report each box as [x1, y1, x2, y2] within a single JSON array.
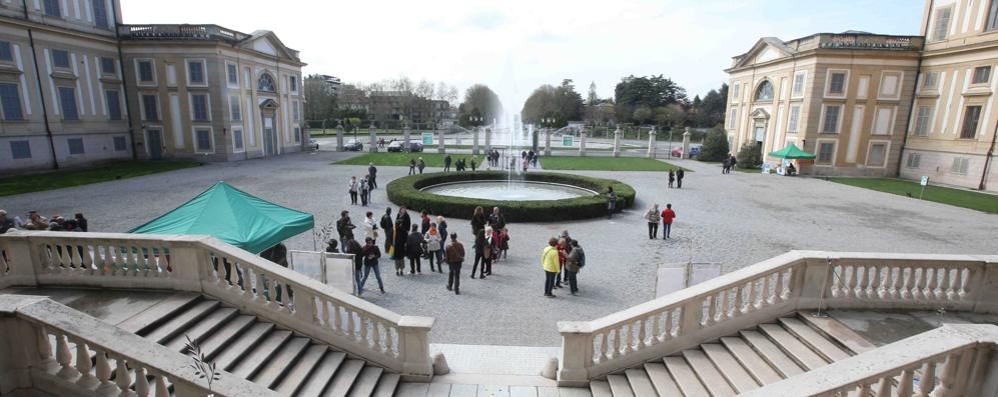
[[344, 140, 363, 151], [670, 145, 701, 158], [386, 140, 405, 152], [408, 142, 424, 152], [308, 138, 319, 150]]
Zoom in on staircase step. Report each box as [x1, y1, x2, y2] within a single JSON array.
[[623, 369, 655, 397], [275, 345, 329, 395], [230, 330, 293, 379], [720, 337, 783, 384], [201, 315, 256, 360], [296, 351, 347, 397], [797, 312, 877, 355], [739, 331, 804, 378], [116, 292, 201, 334], [213, 322, 274, 371], [758, 324, 829, 370], [253, 336, 311, 387], [644, 363, 681, 396], [606, 374, 634, 397], [141, 300, 219, 343], [779, 317, 851, 362], [663, 356, 710, 397], [371, 373, 401, 397], [701, 344, 759, 392], [589, 380, 612, 397], [347, 366, 384, 397], [682, 349, 737, 396], [164, 307, 239, 351], [323, 359, 366, 397]]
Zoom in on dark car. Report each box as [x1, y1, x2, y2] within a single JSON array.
[[308, 138, 320, 150], [344, 140, 363, 151], [408, 142, 424, 152]]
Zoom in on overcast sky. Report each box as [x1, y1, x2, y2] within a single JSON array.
[[122, 0, 923, 107]]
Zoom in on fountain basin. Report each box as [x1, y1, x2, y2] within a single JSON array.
[[421, 180, 598, 201]]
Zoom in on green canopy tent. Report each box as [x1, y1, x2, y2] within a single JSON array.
[[130, 181, 314, 254], [768, 144, 817, 159]]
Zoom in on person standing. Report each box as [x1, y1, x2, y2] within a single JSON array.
[[363, 211, 378, 242], [722, 157, 730, 174], [542, 238, 560, 298], [444, 155, 452, 172], [359, 237, 385, 295], [668, 170, 675, 188], [445, 233, 465, 295], [380, 207, 394, 253], [406, 225, 424, 274], [368, 162, 378, 189], [676, 168, 685, 189], [348, 176, 359, 205], [436, 216, 448, 266], [396, 207, 412, 236], [488, 207, 506, 230], [417, 157, 426, 174], [336, 210, 356, 250], [471, 229, 489, 279], [392, 223, 407, 276], [470, 156, 477, 171], [346, 238, 363, 293], [470, 206, 487, 236], [606, 187, 617, 219], [359, 177, 370, 207], [661, 203, 676, 239], [565, 240, 584, 295], [0, 210, 14, 234], [420, 210, 431, 235], [645, 204, 661, 239], [424, 223, 442, 272], [408, 158, 417, 175], [729, 155, 738, 170]]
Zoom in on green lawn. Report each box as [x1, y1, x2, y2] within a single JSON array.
[[1, 161, 202, 197], [335, 153, 457, 167], [540, 156, 687, 172], [829, 177, 998, 214]]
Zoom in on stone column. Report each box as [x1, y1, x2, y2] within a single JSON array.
[[579, 132, 587, 157], [403, 124, 411, 147], [682, 127, 691, 159], [484, 128, 492, 153], [368, 126, 378, 153], [544, 129, 552, 156], [613, 127, 622, 157], [437, 129, 445, 153], [472, 127, 480, 155], [647, 127, 657, 158], [335, 122, 344, 152], [398, 316, 436, 381], [557, 321, 594, 387]]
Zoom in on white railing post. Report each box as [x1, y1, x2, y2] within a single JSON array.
[[973, 255, 998, 314], [0, 231, 39, 288], [397, 316, 434, 381], [163, 236, 210, 292], [557, 321, 592, 386]]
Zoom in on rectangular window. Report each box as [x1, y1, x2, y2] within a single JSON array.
[[906, 152, 921, 169], [951, 157, 970, 174], [792, 72, 806, 96], [922, 71, 940, 90], [92, 0, 109, 29], [293, 100, 300, 121], [727, 108, 737, 128], [141, 94, 158, 121], [973, 66, 991, 85], [914, 106, 932, 136], [817, 142, 835, 164], [294, 127, 301, 143], [731, 84, 739, 102], [879, 72, 901, 99], [873, 107, 894, 135], [0, 42, 12, 62], [867, 143, 887, 167], [137, 60, 154, 83], [113, 136, 127, 151], [51, 50, 69, 68], [960, 105, 982, 139], [822, 105, 841, 133], [100, 57, 115, 75], [229, 96, 241, 120], [828, 72, 846, 95], [188, 61, 205, 84], [10, 140, 30, 159], [191, 94, 209, 121], [989, 0, 998, 31], [105, 90, 121, 120], [67, 138, 84, 155], [788, 105, 801, 133], [0, 83, 24, 120], [290, 75, 298, 92], [195, 128, 212, 152], [233, 128, 244, 150], [227, 64, 238, 85], [243, 67, 251, 89], [43, 0, 60, 17], [934, 7, 952, 41], [58, 87, 78, 120]]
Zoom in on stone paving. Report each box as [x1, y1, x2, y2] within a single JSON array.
[[3, 150, 996, 346]]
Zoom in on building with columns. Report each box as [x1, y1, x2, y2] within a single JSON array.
[[0, 1, 304, 173]]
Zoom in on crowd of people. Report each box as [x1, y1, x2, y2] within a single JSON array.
[[0, 209, 88, 233], [541, 230, 586, 297]]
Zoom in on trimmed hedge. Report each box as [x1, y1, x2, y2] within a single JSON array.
[[386, 171, 636, 222]]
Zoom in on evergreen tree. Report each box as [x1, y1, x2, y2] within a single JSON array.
[[698, 124, 730, 162], [736, 141, 763, 169]]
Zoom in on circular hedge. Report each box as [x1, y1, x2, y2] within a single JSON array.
[[386, 171, 635, 222]]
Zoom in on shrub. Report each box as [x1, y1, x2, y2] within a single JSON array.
[[698, 124, 730, 162], [386, 171, 636, 222], [736, 141, 763, 169]]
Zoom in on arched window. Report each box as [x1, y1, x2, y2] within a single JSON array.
[[755, 81, 774, 101], [258, 73, 276, 92]]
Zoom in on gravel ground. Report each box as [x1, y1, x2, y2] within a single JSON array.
[[4, 150, 996, 346]]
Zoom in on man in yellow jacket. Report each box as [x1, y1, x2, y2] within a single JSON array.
[[542, 237, 560, 298]]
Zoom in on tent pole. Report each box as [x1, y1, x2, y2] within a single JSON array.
[[312, 226, 317, 251]]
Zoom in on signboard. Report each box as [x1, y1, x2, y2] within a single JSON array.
[[920, 176, 929, 186], [563, 135, 574, 147], [422, 132, 433, 145]]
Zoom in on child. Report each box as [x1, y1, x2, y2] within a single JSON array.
[[498, 227, 510, 260], [668, 170, 675, 188]]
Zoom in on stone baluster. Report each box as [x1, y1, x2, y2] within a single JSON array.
[[346, 308, 356, 340], [95, 350, 115, 393], [55, 333, 79, 378], [36, 326, 52, 360], [135, 367, 150, 396], [599, 332, 608, 362], [775, 271, 787, 301], [930, 352, 961, 396], [882, 266, 896, 299], [360, 316, 370, 346], [876, 375, 893, 396], [615, 327, 625, 356], [76, 340, 95, 386], [857, 381, 872, 396], [924, 268, 938, 300], [916, 361, 937, 397], [869, 265, 883, 299], [747, 280, 759, 311], [115, 356, 132, 392], [735, 283, 746, 314], [154, 374, 169, 397], [651, 313, 662, 344], [638, 317, 648, 349], [947, 269, 960, 301], [333, 304, 343, 335], [935, 267, 949, 300], [898, 367, 915, 397]]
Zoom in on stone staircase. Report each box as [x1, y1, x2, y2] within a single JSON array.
[[589, 313, 874, 397], [121, 292, 400, 397]]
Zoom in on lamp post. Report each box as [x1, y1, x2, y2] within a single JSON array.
[[541, 117, 556, 156], [469, 116, 483, 155]]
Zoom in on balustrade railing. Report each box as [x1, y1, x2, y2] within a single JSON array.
[[0, 231, 434, 380]]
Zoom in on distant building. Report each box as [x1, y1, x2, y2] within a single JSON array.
[[339, 88, 452, 129], [320, 74, 341, 95]]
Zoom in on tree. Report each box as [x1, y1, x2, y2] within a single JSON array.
[[691, 83, 728, 127], [736, 141, 763, 169], [614, 75, 688, 124], [458, 84, 502, 127], [587, 81, 599, 105], [303, 74, 337, 122], [520, 80, 584, 125], [698, 124, 730, 162]]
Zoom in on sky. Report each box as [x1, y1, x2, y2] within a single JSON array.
[[121, 0, 924, 108]]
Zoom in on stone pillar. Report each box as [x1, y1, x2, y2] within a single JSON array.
[[544, 129, 552, 156], [484, 128, 492, 153], [682, 127, 691, 159], [472, 127, 480, 155], [557, 321, 593, 387], [579, 132, 587, 157], [613, 127, 622, 157], [335, 122, 345, 152], [368, 126, 378, 153], [403, 124, 411, 147], [437, 129, 446, 153], [647, 128, 657, 158], [398, 316, 436, 381]]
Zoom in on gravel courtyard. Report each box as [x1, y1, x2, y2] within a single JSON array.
[[4, 150, 996, 346]]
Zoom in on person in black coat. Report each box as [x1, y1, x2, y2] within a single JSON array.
[[345, 239, 363, 292], [405, 225, 424, 274], [379, 207, 394, 252], [392, 223, 408, 276], [676, 168, 685, 188], [470, 206, 487, 236], [470, 229, 490, 279], [395, 207, 412, 238]]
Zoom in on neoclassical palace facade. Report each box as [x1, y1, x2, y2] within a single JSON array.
[[726, 0, 998, 191], [0, 1, 305, 173]]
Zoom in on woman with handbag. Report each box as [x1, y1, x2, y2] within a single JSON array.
[[424, 223, 442, 272]]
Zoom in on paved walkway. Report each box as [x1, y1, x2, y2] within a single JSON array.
[[3, 150, 996, 347]]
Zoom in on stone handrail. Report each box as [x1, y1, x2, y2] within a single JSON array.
[[0, 294, 278, 396], [0, 231, 435, 380], [740, 324, 998, 396], [557, 251, 998, 385]]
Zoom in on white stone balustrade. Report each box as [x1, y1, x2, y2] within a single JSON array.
[[557, 251, 998, 385], [0, 231, 436, 381]]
